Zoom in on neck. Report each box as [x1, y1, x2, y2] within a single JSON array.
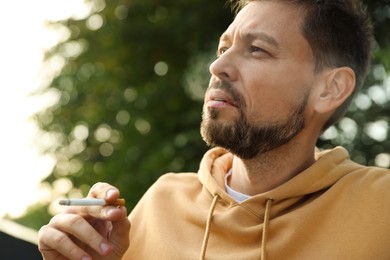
[[229, 138, 317, 195]]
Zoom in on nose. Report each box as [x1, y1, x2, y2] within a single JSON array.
[[209, 51, 238, 82]]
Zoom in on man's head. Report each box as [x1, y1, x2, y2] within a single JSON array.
[[232, 0, 374, 129], [200, 0, 373, 159]]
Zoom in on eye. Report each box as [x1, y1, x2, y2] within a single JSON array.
[[217, 47, 229, 57], [250, 46, 266, 53], [250, 45, 272, 58]]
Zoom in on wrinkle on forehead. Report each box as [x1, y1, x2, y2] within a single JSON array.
[[224, 1, 312, 60]]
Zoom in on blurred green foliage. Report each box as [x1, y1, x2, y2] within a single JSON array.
[[317, 0, 390, 164], [14, 0, 389, 230]]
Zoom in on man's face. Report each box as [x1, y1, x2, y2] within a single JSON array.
[[201, 1, 318, 159]]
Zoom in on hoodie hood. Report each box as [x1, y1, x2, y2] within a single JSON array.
[[198, 146, 354, 212], [197, 146, 356, 259]]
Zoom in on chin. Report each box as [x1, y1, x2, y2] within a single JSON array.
[[205, 107, 241, 123]]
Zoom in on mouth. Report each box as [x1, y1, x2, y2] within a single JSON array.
[[207, 89, 237, 107]]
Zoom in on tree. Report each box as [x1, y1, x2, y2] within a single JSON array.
[[14, 0, 390, 230], [317, 0, 390, 167]]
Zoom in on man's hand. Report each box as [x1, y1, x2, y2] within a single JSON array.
[[38, 183, 130, 260]]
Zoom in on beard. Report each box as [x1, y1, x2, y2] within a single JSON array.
[[200, 81, 309, 160]]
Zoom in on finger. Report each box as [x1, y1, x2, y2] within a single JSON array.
[[88, 182, 120, 201], [39, 224, 92, 260], [107, 207, 131, 257], [63, 204, 124, 221], [49, 214, 113, 256]]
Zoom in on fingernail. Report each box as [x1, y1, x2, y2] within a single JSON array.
[[106, 189, 116, 199], [82, 256, 91, 260], [100, 242, 111, 254]]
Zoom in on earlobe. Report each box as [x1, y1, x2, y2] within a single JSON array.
[[315, 67, 356, 113]]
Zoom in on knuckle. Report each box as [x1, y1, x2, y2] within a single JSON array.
[[48, 213, 67, 225], [50, 229, 71, 246], [38, 224, 48, 235], [38, 215, 91, 259], [49, 213, 86, 230], [67, 244, 85, 259], [67, 214, 86, 227], [89, 182, 113, 197], [50, 231, 85, 260], [46, 215, 60, 226], [37, 225, 50, 246], [90, 182, 108, 190]]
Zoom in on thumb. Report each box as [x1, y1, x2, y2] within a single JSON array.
[[109, 206, 131, 258]]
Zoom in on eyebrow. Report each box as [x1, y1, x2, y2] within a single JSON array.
[[220, 32, 280, 49]]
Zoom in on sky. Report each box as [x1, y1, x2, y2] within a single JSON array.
[[0, 0, 91, 218]]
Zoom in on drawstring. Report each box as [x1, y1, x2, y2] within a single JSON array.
[[200, 194, 220, 260], [261, 198, 274, 260], [199, 195, 273, 260]]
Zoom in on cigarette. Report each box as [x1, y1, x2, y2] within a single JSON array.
[[59, 198, 125, 206]]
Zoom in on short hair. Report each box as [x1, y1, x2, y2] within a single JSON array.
[[230, 0, 374, 130]]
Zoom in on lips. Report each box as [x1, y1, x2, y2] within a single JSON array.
[[207, 89, 237, 107]]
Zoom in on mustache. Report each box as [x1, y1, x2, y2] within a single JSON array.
[[207, 80, 246, 107], [208, 80, 233, 91]]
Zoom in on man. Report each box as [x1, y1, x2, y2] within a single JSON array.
[[39, 0, 390, 259]]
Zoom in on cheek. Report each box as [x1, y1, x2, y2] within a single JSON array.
[[245, 93, 286, 123], [244, 84, 307, 123], [243, 77, 290, 117], [240, 61, 313, 120]]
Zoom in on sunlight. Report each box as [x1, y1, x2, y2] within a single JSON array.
[[0, 0, 90, 218]]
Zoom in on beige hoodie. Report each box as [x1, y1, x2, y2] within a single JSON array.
[[125, 147, 390, 259]]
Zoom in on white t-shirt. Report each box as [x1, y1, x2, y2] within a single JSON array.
[[224, 170, 251, 202]]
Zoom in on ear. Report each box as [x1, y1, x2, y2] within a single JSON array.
[[313, 67, 356, 114]]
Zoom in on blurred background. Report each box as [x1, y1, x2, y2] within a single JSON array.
[[0, 0, 389, 247]]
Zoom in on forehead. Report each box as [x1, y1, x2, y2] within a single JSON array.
[[222, 1, 309, 51]]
